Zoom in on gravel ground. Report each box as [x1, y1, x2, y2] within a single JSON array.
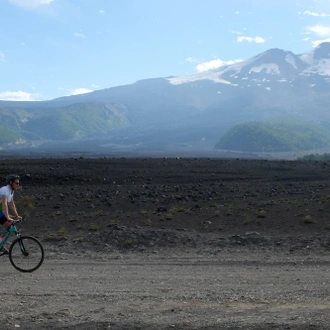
[[1, 157, 330, 329], [1, 247, 330, 330]]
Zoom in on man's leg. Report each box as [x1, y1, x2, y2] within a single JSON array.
[[0, 212, 8, 228], [0, 211, 12, 229], [0, 212, 9, 253]]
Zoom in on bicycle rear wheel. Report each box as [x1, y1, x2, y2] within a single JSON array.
[[9, 236, 44, 272]]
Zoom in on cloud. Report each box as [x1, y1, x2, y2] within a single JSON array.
[[230, 30, 242, 35], [69, 88, 93, 95], [74, 32, 85, 38], [196, 59, 243, 73], [307, 24, 330, 36], [99, 10, 105, 14], [305, 24, 330, 47], [8, 0, 54, 8], [0, 51, 5, 62], [0, 91, 39, 101], [303, 10, 330, 17], [185, 57, 198, 63], [237, 36, 265, 43], [312, 38, 330, 47]]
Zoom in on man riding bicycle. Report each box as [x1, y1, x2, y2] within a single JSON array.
[[0, 174, 22, 253]]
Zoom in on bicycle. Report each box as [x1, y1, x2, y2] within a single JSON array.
[[0, 219, 44, 272]]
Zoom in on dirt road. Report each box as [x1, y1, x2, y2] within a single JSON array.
[[2, 155, 330, 329], [2, 250, 330, 329]]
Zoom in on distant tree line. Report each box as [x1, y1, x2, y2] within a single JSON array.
[[298, 153, 330, 161], [215, 116, 330, 152]]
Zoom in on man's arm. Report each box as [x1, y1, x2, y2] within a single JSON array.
[[9, 199, 20, 219], [1, 196, 12, 222]]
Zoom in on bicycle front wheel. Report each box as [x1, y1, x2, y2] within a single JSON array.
[[9, 236, 44, 272]]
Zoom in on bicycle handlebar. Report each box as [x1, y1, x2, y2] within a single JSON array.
[[9, 218, 26, 225], [6, 218, 25, 232]]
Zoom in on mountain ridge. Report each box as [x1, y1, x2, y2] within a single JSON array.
[[215, 116, 330, 152], [1, 42, 330, 156]]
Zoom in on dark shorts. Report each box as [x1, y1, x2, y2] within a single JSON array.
[[0, 212, 7, 225]]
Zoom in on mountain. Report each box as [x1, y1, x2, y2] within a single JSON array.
[[1, 42, 330, 156], [215, 117, 330, 152], [22, 102, 129, 140]]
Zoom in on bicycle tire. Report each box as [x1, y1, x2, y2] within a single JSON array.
[[9, 236, 44, 272]]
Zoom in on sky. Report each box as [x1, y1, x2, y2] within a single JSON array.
[[1, 0, 330, 101]]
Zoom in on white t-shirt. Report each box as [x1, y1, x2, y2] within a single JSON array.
[[0, 185, 14, 212]]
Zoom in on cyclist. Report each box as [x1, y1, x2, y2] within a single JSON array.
[[0, 174, 22, 253]]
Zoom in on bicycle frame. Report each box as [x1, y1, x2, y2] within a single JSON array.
[[0, 222, 20, 249], [0, 219, 44, 272]]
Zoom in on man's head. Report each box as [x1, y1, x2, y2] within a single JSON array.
[[6, 174, 20, 190]]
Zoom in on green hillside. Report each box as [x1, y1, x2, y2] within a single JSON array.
[[0, 107, 33, 129], [215, 117, 330, 152], [0, 125, 24, 145], [22, 102, 129, 140], [0, 107, 38, 146]]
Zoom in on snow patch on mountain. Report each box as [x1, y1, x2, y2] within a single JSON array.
[[285, 54, 297, 69], [249, 64, 280, 75], [299, 52, 313, 64], [167, 42, 330, 86], [168, 73, 232, 85], [303, 59, 330, 76]]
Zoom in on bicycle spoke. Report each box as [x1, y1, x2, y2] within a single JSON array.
[[9, 237, 44, 272]]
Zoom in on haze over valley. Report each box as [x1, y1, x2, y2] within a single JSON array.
[[1, 43, 330, 159]]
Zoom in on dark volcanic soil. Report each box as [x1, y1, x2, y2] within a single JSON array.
[[1, 157, 330, 251], [2, 157, 330, 329]]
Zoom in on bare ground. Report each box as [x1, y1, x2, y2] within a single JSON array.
[[1, 157, 330, 329], [2, 250, 330, 329]]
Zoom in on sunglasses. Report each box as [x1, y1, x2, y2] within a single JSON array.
[[13, 181, 20, 185]]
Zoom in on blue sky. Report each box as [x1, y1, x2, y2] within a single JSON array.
[[1, 0, 330, 101]]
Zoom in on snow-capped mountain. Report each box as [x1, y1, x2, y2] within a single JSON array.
[[169, 42, 330, 90], [1, 43, 330, 154]]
